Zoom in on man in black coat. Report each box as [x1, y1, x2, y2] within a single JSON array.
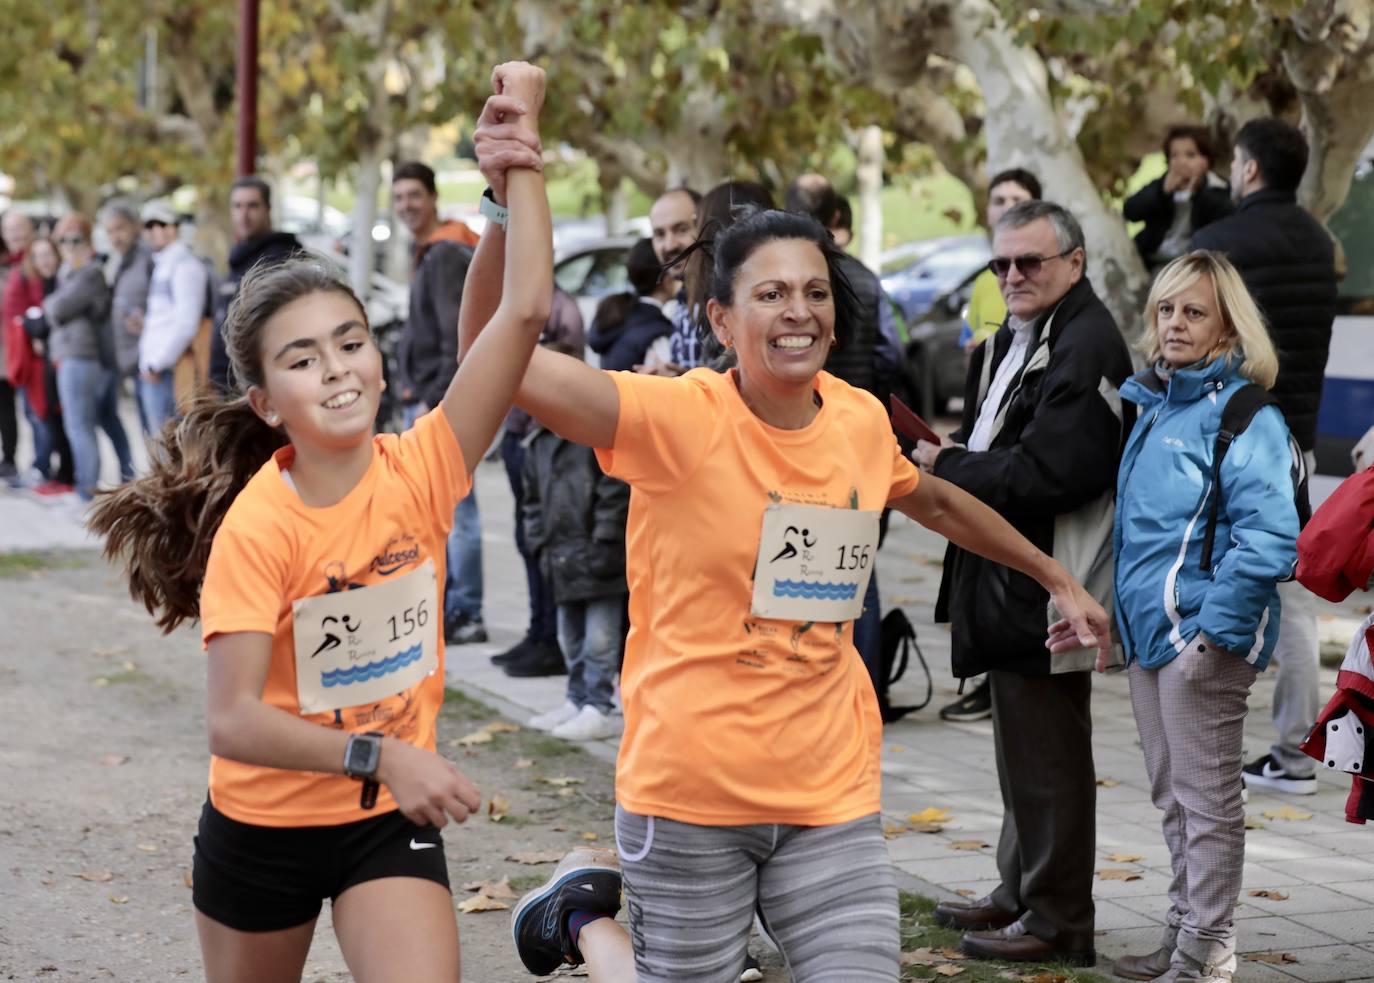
[[1191, 118, 1338, 797], [914, 201, 1134, 966], [208, 176, 303, 388]]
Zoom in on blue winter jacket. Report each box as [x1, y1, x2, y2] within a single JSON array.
[[1114, 356, 1299, 671]]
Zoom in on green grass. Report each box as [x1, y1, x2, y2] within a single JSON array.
[[517, 733, 585, 759], [0, 550, 84, 578], [508, 873, 546, 892], [898, 892, 1111, 982], [442, 687, 498, 717]]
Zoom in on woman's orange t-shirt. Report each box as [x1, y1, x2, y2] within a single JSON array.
[[199, 408, 469, 827], [596, 368, 920, 826]]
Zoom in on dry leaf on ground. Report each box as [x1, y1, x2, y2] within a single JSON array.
[[1243, 815, 1266, 829], [1261, 806, 1313, 821], [948, 840, 989, 851], [581, 832, 599, 842], [1248, 889, 1289, 901], [954, 888, 976, 897], [461, 876, 518, 899], [934, 966, 964, 978], [883, 822, 909, 839], [1106, 853, 1144, 863], [514, 758, 535, 769], [482, 721, 521, 734], [1096, 778, 1120, 787], [487, 793, 510, 823], [457, 893, 510, 914], [887, 744, 906, 753], [900, 947, 942, 966], [1244, 952, 1298, 965], [99, 754, 129, 767], [544, 776, 584, 787], [1097, 868, 1142, 882], [507, 851, 564, 865], [75, 871, 114, 882], [910, 821, 946, 833], [108, 894, 129, 904], [938, 947, 967, 960], [183, 871, 194, 889], [453, 729, 494, 747]]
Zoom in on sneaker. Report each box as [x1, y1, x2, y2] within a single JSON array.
[[492, 636, 535, 667], [444, 611, 488, 645], [1242, 754, 1318, 795], [503, 639, 569, 678], [511, 848, 622, 975], [551, 705, 622, 741], [740, 953, 764, 981], [33, 480, 74, 497], [0, 461, 16, 481], [529, 700, 580, 732], [939, 678, 991, 722]]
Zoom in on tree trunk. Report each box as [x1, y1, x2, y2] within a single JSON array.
[[935, 0, 1150, 334], [598, 160, 629, 235], [856, 125, 885, 268], [351, 143, 384, 298]]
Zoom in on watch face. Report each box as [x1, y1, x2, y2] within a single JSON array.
[[347, 735, 380, 777]]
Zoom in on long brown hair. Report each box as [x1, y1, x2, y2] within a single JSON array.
[[88, 260, 367, 633]]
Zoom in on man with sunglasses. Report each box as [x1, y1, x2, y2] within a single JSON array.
[[913, 200, 1133, 967], [138, 201, 208, 432]]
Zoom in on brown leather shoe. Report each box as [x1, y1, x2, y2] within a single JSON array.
[[960, 921, 1095, 966], [931, 895, 1019, 932], [1113, 946, 1174, 980]]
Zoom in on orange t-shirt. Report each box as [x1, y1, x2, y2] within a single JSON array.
[[199, 408, 469, 827], [596, 368, 920, 826]]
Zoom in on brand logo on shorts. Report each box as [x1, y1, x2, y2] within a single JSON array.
[[409, 838, 438, 851]]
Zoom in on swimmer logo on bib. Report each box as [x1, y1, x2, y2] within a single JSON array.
[[751, 503, 879, 622]]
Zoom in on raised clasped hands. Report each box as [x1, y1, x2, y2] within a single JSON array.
[[474, 61, 546, 204]]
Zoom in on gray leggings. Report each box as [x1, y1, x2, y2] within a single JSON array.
[[614, 806, 900, 983]]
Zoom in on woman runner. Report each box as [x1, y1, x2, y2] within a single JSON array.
[[89, 62, 549, 983], [465, 97, 1114, 983]]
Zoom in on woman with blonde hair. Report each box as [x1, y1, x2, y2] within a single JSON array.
[[1104, 249, 1299, 983]]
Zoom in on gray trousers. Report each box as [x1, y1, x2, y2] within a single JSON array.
[[1268, 578, 1319, 776], [988, 670, 1097, 950], [1129, 651, 1258, 974]]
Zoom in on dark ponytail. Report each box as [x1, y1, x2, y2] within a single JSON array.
[[87, 259, 365, 633]]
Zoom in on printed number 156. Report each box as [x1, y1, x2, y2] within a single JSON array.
[[387, 600, 430, 642], [836, 545, 870, 570]]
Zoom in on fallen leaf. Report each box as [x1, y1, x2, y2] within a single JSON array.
[[887, 744, 906, 753], [487, 793, 510, 823], [461, 876, 517, 899], [108, 894, 129, 904], [558, 786, 577, 797], [1096, 777, 1120, 787], [883, 822, 909, 838], [1248, 889, 1289, 901], [457, 893, 510, 913], [183, 871, 194, 889], [453, 729, 494, 747], [935, 966, 964, 978], [908, 807, 952, 824], [1096, 868, 1142, 882], [581, 832, 599, 842], [482, 721, 521, 734], [1244, 952, 1298, 965], [1243, 815, 1266, 829], [93, 677, 109, 687], [911, 821, 947, 833], [98, 754, 128, 767], [955, 888, 976, 897], [900, 948, 941, 966], [938, 947, 968, 960], [948, 840, 989, 851], [136, 843, 158, 854], [1261, 806, 1313, 821], [507, 851, 564, 865], [1106, 853, 1144, 863], [544, 776, 584, 787], [514, 758, 535, 769], [74, 871, 114, 882], [120, 660, 136, 672]]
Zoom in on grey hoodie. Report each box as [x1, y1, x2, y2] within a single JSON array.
[[45, 262, 112, 364]]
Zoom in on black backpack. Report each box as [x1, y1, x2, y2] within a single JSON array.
[[1199, 383, 1312, 572], [876, 608, 933, 724]]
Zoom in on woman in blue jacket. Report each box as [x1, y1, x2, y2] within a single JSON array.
[[1108, 250, 1299, 983]]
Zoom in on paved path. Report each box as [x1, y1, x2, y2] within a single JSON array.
[[5, 406, 1372, 982]]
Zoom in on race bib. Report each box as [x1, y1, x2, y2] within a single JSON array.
[[750, 503, 880, 622], [292, 559, 439, 715]]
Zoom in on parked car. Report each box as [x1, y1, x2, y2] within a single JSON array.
[[880, 234, 991, 323], [554, 235, 637, 328], [903, 267, 983, 420]]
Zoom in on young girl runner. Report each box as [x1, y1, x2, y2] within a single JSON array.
[[464, 112, 1114, 982], [89, 62, 549, 983]]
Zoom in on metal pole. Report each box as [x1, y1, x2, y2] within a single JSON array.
[[235, 0, 260, 177]]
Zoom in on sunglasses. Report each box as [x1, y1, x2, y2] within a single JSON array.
[[143, 220, 169, 230], [56, 236, 86, 246], [988, 249, 1074, 279]]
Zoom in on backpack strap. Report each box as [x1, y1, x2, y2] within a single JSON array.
[[1200, 383, 1279, 571]]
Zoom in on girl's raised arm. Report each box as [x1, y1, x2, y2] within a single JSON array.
[[457, 76, 621, 451]]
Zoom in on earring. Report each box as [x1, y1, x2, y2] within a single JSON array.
[[267, 414, 279, 426]]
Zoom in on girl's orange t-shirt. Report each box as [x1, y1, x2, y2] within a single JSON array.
[[200, 408, 469, 827], [596, 368, 920, 826]]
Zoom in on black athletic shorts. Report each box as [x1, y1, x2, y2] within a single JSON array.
[[192, 797, 449, 932]]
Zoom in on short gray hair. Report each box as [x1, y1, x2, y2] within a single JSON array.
[[995, 200, 1086, 260], [98, 198, 140, 225]]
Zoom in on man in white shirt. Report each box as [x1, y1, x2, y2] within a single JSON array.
[[137, 201, 207, 432]]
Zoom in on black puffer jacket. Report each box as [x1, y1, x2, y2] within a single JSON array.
[[933, 277, 1134, 676], [1123, 175, 1233, 265], [209, 231, 304, 387], [1190, 189, 1337, 451], [522, 428, 630, 604], [588, 298, 672, 371]]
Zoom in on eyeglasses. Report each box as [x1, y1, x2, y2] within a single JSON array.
[[55, 236, 86, 246], [988, 249, 1074, 279], [143, 220, 169, 230]]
